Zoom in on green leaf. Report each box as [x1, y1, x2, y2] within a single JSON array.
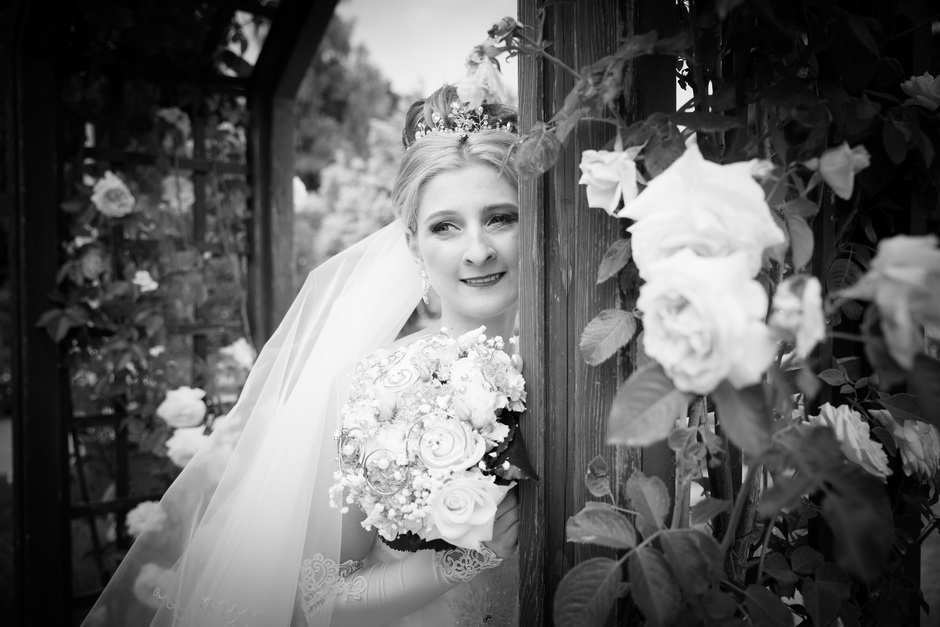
[[780, 198, 820, 220], [607, 363, 690, 446], [585, 455, 612, 498], [712, 381, 772, 458], [660, 529, 723, 598], [883, 117, 909, 164], [762, 552, 798, 584], [744, 585, 792, 627], [803, 563, 852, 626], [628, 547, 680, 627], [826, 257, 866, 293], [626, 470, 671, 535], [567, 501, 637, 549], [596, 238, 632, 284], [786, 214, 814, 270], [553, 557, 622, 627], [579, 309, 637, 366], [876, 393, 925, 425], [790, 545, 824, 575], [516, 122, 562, 179], [690, 497, 732, 526], [907, 356, 940, 430], [818, 368, 848, 386], [669, 112, 744, 133]]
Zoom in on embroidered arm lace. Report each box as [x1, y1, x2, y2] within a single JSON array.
[[297, 546, 503, 626]]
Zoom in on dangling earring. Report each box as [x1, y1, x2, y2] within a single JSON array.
[[420, 268, 430, 305]]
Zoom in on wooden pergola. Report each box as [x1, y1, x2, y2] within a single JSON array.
[[4, 0, 682, 624]]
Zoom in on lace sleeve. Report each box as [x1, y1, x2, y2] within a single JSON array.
[[296, 544, 505, 626]]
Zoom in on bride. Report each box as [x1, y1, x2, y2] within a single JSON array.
[[83, 84, 523, 627]]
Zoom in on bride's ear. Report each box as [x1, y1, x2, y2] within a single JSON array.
[[404, 229, 423, 266]]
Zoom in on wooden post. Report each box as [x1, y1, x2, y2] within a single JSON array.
[[10, 0, 71, 622], [518, 0, 679, 623]]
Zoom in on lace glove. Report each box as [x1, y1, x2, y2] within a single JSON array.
[[297, 546, 503, 626]]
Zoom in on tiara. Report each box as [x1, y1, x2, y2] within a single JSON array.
[[412, 100, 515, 143]]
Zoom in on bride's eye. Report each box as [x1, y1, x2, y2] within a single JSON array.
[[430, 221, 456, 234], [487, 213, 518, 227]]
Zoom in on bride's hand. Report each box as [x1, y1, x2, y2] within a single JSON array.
[[484, 488, 520, 559]]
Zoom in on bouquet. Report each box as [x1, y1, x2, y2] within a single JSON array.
[[330, 327, 537, 552]]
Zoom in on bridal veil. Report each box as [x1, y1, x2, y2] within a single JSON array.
[[84, 220, 422, 626]]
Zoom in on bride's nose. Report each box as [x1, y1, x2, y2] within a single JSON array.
[[463, 228, 497, 264]]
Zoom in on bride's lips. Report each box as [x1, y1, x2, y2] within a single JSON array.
[[460, 272, 506, 287]]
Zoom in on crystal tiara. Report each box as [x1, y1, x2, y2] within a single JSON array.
[[412, 101, 516, 143]]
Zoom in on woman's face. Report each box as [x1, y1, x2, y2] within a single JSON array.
[[407, 164, 519, 333]]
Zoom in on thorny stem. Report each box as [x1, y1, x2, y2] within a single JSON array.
[[755, 515, 777, 584], [510, 40, 581, 80], [720, 463, 759, 556]]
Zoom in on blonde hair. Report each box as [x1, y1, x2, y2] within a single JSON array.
[[392, 131, 519, 232]]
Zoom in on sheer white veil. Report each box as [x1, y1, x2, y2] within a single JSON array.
[[83, 220, 422, 626]]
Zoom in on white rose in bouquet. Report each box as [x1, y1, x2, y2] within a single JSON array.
[[427, 470, 512, 550], [156, 387, 207, 428], [839, 234, 940, 369], [125, 501, 168, 538], [165, 427, 209, 468], [451, 357, 498, 430], [900, 72, 940, 109], [769, 275, 826, 359], [133, 563, 175, 609], [638, 249, 777, 395], [416, 415, 487, 472], [809, 403, 891, 478], [619, 142, 783, 279], [91, 171, 136, 218]]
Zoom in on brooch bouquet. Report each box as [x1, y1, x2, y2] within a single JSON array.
[[330, 327, 537, 552]]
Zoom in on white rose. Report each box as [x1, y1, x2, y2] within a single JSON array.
[[619, 142, 785, 279], [578, 145, 643, 216], [218, 337, 256, 370], [165, 427, 209, 468], [900, 72, 940, 109], [809, 403, 891, 479], [769, 275, 826, 359], [873, 409, 940, 478], [91, 171, 135, 217], [840, 235, 940, 369], [125, 501, 168, 538], [156, 387, 207, 428], [638, 249, 777, 395], [132, 563, 175, 609], [416, 415, 487, 472], [132, 270, 159, 293], [451, 358, 498, 429], [456, 57, 511, 110], [427, 470, 512, 550], [160, 174, 194, 213], [804, 142, 870, 200]]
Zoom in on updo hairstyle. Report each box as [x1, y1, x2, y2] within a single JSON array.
[[393, 85, 519, 233]]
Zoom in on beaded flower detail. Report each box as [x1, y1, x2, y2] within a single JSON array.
[[413, 101, 515, 142]]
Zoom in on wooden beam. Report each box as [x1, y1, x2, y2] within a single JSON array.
[[251, 0, 339, 98], [518, 1, 629, 624], [9, 0, 71, 623]]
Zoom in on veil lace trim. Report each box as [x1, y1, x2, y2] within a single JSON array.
[[152, 589, 263, 626]]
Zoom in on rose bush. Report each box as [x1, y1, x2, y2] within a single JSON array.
[[164, 427, 209, 468], [900, 71, 940, 109], [428, 470, 512, 550], [637, 249, 777, 394], [156, 387, 208, 428], [91, 171, 136, 218], [769, 275, 826, 359], [125, 501, 168, 538], [577, 144, 643, 216], [618, 143, 783, 279], [808, 403, 891, 479], [804, 142, 871, 200]]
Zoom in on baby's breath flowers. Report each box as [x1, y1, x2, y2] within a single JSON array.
[[330, 327, 532, 551]]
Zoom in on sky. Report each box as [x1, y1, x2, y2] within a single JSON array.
[[335, 0, 518, 98]]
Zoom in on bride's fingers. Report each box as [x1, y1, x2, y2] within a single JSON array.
[[511, 353, 524, 373]]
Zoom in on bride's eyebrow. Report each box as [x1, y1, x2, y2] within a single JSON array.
[[481, 202, 519, 213], [423, 209, 459, 224]]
